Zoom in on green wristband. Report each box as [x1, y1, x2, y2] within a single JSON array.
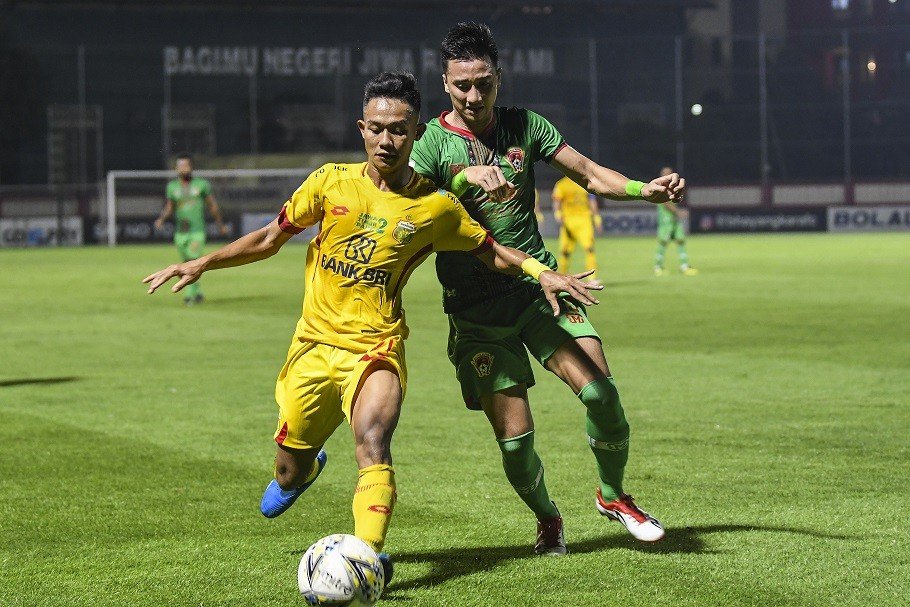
[[450, 170, 470, 197], [625, 180, 645, 198]]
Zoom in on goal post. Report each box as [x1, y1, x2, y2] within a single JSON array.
[[104, 168, 312, 246]]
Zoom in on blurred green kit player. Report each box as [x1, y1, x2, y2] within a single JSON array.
[[155, 154, 227, 304], [411, 22, 687, 553], [654, 166, 698, 276]]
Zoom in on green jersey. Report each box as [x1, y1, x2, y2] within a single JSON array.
[[166, 177, 211, 233], [410, 107, 566, 315]]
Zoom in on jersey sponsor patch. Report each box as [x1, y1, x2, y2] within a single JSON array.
[[450, 163, 466, 177], [470, 352, 494, 377]]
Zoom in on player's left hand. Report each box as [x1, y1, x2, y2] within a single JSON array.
[[538, 269, 603, 316], [143, 261, 204, 294], [642, 172, 685, 204], [218, 223, 229, 236]]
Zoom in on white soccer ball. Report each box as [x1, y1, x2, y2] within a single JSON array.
[[298, 534, 385, 606]]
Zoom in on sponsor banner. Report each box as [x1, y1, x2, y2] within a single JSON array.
[[690, 208, 827, 233], [538, 209, 661, 238], [827, 205, 910, 232], [240, 212, 319, 242], [86, 216, 238, 244], [0, 216, 83, 247]]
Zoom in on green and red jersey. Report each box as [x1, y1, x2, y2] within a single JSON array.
[[410, 107, 566, 315]]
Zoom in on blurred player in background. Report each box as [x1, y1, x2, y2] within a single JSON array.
[[143, 72, 600, 580], [411, 22, 683, 554], [654, 166, 697, 276], [552, 175, 602, 278], [154, 154, 228, 305]]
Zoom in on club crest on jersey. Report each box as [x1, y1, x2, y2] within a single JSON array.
[[392, 220, 416, 245], [506, 147, 525, 173], [471, 352, 494, 378], [450, 163, 466, 177]]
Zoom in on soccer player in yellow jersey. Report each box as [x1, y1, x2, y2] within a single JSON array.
[[552, 175, 602, 277], [143, 72, 600, 583]]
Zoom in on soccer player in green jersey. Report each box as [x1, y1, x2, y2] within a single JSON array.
[[410, 22, 686, 553], [155, 154, 228, 305], [654, 166, 698, 276]]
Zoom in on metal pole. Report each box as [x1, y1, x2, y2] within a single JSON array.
[[162, 74, 171, 166], [106, 171, 116, 247], [249, 72, 258, 154], [758, 33, 769, 194], [77, 45, 88, 187], [842, 29, 852, 198], [674, 35, 684, 173], [588, 38, 599, 158]]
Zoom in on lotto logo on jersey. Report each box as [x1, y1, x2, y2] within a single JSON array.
[[506, 147, 525, 173]]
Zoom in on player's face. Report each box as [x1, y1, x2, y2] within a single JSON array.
[[443, 57, 500, 129], [358, 97, 420, 175], [176, 159, 192, 180]]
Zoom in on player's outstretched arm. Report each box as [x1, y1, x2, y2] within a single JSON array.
[[143, 218, 293, 294], [154, 200, 174, 230], [478, 242, 603, 316], [205, 194, 229, 236], [550, 146, 685, 205]]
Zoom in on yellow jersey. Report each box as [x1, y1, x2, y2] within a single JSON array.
[[278, 163, 492, 353], [552, 176, 592, 218]]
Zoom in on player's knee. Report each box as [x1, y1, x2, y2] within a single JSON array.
[[578, 377, 629, 436]]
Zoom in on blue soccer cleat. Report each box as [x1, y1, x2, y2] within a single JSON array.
[[259, 449, 327, 518], [378, 552, 393, 588]]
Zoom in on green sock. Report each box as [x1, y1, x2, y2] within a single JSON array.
[[184, 280, 201, 300], [497, 431, 559, 520], [578, 378, 629, 501], [654, 242, 666, 267], [677, 242, 689, 267]]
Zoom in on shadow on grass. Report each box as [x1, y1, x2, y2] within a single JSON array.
[[0, 376, 81, 387], [200, 295, 281, 306], [382, 524, 852, 597]]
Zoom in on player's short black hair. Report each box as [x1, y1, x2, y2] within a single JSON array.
[[176, 153, 193, 163], [362, 72, 421, 115], [440, 22, 499, 71]]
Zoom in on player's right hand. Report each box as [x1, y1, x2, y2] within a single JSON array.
[[142, 262, 203, 294], [642, 172, 685, 204], [538, 269, 603, 316], [463, 165, 516, 202], [154, 219, 164, 230]]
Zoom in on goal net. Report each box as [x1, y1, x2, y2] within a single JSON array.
[[103, 168, 314, 246]]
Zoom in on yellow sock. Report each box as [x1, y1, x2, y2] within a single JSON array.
[[585, 251, 597, 277], [558, 255, 570, 274], [352, 464, 396, 553]]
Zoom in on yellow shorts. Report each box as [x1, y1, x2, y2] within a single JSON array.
[[273, 337, 407, 450], [559, 216, 595, 252]]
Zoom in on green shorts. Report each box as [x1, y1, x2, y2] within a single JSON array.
[[657, 220, 685, 243], [448, 291, 601, 410], [174, 231, 206, 261]]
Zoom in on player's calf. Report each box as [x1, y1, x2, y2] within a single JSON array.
[[260, 448, 327, 518]]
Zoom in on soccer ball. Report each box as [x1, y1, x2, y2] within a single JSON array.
[[298, 534, 385, 606]]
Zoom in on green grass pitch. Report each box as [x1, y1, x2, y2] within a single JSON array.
[[1, 233, 908, 607]]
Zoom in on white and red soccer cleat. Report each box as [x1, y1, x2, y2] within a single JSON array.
[[534, 503, 568, 556], [595, 490, 665, 542]]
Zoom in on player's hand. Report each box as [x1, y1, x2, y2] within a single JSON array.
[[154, 218, 164, 230], [463, 165, 517, 202], [142, 261, 203, 294], [538, 269, 603, 316], [218, 223, 229, 236], [642, 173, 686, 204]]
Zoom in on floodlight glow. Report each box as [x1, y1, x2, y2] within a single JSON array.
[[867, 59, 877, 73]]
